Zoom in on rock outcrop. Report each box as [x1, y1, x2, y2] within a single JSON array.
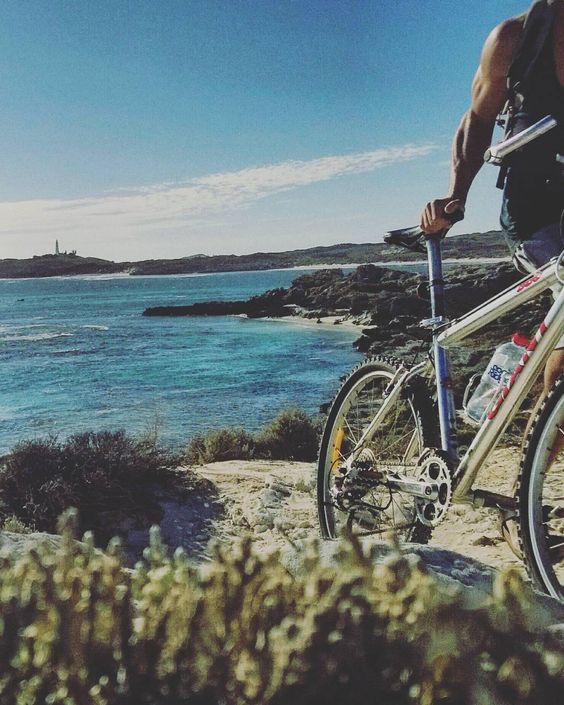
[[144, 289, 294, 318]]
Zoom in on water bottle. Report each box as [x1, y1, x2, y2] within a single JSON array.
[[464, 332, 530, 425]]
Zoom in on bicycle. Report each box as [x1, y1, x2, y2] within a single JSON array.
[[317, 115, 564, 601]]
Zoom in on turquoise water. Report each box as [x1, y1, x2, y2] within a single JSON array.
[[0, 269, 362, 453]]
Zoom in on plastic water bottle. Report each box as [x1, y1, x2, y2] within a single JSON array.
[[465, 332, 530, 425]]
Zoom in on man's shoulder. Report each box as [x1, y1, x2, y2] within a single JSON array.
[[490, 16, 525, 51], [482, 15, 525, 74]]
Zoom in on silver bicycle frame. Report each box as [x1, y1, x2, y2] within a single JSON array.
[[430, 247, 564, 502]]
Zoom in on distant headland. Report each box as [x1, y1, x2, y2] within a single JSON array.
[[0, 230, 509, 279]]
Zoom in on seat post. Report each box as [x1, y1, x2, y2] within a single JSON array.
[[426, 234, 459, 464], [426, 234, 446, 319]]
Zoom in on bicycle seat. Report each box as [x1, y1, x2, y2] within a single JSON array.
[[384, 226, 427, 254]]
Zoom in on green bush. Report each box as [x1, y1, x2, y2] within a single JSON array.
[[255, 408, 320, 461], [184, 409, 320, 465], [0, 431, 189, 542], [185, 428, 256, 465], [0, 517, 562, 705], [0, 515, 32, 534]]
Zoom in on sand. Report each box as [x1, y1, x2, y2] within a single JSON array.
[[257, 313, 364, 331], [192, 445, 525, 575]]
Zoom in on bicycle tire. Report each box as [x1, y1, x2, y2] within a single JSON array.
[[317, 356, 439, 542], [517, 375, 564, 600]]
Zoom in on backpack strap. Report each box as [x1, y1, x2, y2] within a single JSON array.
[[507, 0, 559, 107]]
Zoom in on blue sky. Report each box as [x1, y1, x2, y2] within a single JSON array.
[[0, 0, 527, 260]]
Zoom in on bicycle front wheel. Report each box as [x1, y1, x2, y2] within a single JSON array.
[[518, 376, 564, 600], [317, 356, 438, 542]]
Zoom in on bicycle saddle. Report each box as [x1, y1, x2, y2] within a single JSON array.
[[385, 212, 464, 253], [384, 226, 426, 254]]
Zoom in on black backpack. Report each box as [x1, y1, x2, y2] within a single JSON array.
[[507, 0, 559, 113]]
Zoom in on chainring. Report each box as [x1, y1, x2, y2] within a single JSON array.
[[415, 451, 452, 527]]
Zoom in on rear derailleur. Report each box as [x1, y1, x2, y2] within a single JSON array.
[[330, 449, 452, 528]]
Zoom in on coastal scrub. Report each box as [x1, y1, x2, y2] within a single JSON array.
[[185, 408, 320, 465], [0, 430, 208, 544]]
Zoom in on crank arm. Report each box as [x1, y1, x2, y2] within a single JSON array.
[[387, 474, 439, 501]]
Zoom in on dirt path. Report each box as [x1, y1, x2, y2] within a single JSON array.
[[191, 447, 525, 574]]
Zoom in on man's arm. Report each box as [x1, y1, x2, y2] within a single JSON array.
[[421, 18, 523, 233]]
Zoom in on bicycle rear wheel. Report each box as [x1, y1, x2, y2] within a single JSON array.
[[317, 356, 438, 542], [517, 376, 564, 600]]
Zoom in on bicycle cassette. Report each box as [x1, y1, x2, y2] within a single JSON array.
[[415, 452, 452, 527]]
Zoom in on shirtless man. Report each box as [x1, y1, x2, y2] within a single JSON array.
[[421, 0, 564, 395]]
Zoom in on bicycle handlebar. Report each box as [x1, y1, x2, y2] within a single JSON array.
[[484, 115, 557, 165]]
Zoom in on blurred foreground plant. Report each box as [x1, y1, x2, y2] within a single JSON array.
[[0, 511, 562, 705]]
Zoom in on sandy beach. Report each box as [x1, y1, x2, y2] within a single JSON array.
[[255, 312, 364, 331]]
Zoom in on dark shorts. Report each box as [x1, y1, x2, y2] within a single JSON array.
[[506, 222, 564, 349], [507, 222, 564, 267]]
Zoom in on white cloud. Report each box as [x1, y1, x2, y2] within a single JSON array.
[[0, 143, 435, 257]]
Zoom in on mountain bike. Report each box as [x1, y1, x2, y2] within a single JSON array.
[[317, 115, 564, 600]]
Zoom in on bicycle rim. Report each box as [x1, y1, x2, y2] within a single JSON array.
[[518, 378, 564, 600]]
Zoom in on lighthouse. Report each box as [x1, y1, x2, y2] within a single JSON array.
[[55, 240, 60, 256]]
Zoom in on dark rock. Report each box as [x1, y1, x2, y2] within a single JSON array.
[[143, 299, 295, 318], [405, 325, 431, 341], [389, 315, 419, 328], [354, 335, 373, 353], [389, 333, 409, 346], [350, 295, 372, 314], [389, 296, 427, 318]]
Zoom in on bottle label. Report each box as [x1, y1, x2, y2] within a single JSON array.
[[488, 364, 507, 383]]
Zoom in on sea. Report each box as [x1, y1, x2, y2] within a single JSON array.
[[0, 268, 369, 454]]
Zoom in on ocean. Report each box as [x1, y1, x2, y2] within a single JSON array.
[[0, 268, 364, 454]]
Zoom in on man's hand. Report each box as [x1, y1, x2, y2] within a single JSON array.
[[420, 198, 465, 234]]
